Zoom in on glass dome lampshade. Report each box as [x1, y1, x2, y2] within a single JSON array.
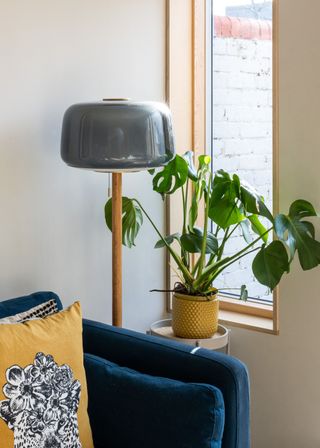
[[61, 100, 175, 172]]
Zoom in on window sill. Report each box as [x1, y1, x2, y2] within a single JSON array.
[[219, 296, 279, 335], [219, 309, 278, 334]]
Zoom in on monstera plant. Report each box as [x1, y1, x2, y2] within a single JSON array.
[[105, 152, 320, 338]]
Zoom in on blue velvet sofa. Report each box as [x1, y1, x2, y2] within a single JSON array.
[[0, 291, 250, 448]]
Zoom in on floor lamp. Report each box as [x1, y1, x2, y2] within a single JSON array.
[[60, 99, 175, 327]]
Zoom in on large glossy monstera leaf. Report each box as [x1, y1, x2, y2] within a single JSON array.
[[105, 197, 143, 248], [252, 199, 320, 290], [209, 170, 273, 229], [209, 170, 245, 228], [252, 241, 289, 290], [180, 228, 219, 254], [274, 199, 320, 270], [152, 154, 188, 196]]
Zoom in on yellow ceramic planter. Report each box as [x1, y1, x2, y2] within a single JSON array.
[[172, 292, 219, 339]]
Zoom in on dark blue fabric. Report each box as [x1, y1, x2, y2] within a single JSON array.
[[83, 319, 250, 448], [0, 291, 63, 318], [85, 353, 225, 448], [0, 293, 250, 448]]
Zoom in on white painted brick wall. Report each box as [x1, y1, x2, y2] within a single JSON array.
[[212, 36, 272, 301], [215, 105, 271, 123]]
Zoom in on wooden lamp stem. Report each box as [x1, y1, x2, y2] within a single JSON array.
[[112, 172, 122, 327]]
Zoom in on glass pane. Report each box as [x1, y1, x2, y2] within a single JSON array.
[[212, 1, 273, 303]]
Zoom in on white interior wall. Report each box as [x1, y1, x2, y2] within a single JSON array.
[[0, 0, 167, 330], [2, 0, 320, 446], [229, 1, 320, 446]]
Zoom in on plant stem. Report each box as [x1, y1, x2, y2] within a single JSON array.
[[185, 177, 189, 227], [181, 180, 190, 269], [193, 227, 273, 289], [207, 247, 260, 286], [192, 256, 232, 290], [228, 222, 240, 239], [198, 174, 211, 276], [206, 253, 217, 269], [217, 227, 230, 261], [215, 228, 272, 273], [181, 183, 187, 235], [192, 256, 201, 276], [217, 223, 240, 261], [214, 225, 220, 237], [133, 199, 194, 285]]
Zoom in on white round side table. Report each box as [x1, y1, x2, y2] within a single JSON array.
[[150, 319, 230, 354]]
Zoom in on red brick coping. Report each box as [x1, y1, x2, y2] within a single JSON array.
[[214, 16, 272, 40]]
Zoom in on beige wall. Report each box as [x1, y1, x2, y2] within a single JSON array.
[[229, 1, 320, 446], [0, 0, 167, 330]]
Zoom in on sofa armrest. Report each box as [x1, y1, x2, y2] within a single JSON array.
[[83, 319, 250, 448]]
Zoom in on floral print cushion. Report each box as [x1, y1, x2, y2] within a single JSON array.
[[1, 353, 81, 447], [0, 302, 93, 448]]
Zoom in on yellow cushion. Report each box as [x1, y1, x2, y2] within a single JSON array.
[[0, 301, 93, 448]]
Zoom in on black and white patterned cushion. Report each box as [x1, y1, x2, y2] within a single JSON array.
[[0, 352, 82, 447], [0, 299, 58, 324]]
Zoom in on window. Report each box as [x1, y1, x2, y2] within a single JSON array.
[[210, 1, 273, 305], [166, 0, 279, 334]]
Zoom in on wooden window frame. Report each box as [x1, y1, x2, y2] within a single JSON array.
[[165, 0, 279, 334]]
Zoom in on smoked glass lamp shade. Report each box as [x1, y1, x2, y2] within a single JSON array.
[[60, 100, 175, 172]]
